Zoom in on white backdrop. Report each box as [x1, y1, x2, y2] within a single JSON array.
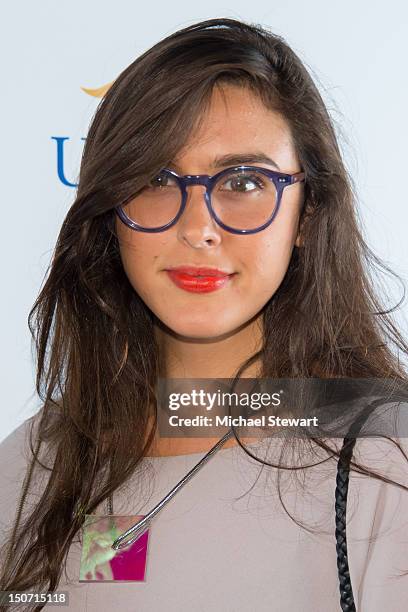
[[2, 1, 408, 442]]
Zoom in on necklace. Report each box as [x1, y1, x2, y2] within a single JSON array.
[[79, 428, 235, 582], [78, 402, 370, 610]]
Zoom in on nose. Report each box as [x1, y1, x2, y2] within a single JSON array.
[[176, 184, 222, 248]]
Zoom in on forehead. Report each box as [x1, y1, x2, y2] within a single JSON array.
[[173, 84, 296, 169]]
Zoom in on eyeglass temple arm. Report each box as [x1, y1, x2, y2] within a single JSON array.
[[290, 171, 306, 184]]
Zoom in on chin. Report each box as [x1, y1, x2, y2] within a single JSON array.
[[161, 317, 236, 341]]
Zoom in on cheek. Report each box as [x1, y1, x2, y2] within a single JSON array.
[[241, 226, 297, 299], [117, 229, 164, 298]]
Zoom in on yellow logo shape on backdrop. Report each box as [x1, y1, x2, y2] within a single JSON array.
[[80, 81, 114, 98]]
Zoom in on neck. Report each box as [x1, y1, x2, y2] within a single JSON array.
[[146, 312, 264, 456], [154, 311, 264, 379]]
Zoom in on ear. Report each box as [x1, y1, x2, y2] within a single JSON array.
[[294, 201, 313, 248]]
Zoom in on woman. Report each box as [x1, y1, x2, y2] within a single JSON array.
[[1, 16, 408, 611]]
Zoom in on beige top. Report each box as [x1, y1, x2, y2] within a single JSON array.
[[1, 415, 408, 611]]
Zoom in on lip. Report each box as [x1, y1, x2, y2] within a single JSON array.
[[165, 266, 233, 277], [164, 266, 236, 293]]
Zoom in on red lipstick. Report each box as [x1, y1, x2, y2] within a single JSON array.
[[165, 266, 235, 293]]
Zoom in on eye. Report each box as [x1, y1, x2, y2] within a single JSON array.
[[220, 172, 266, 193], [148, 171, 177, 188]]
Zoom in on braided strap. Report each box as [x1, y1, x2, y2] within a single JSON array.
[[335, 436, 357, 611], [334, 397, 387, 610]]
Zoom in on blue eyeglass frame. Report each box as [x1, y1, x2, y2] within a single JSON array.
[[115, 165, 306, 235]]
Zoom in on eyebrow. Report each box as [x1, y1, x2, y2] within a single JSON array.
[[170, 152, 281, 173], [209, 153, 281, 171]]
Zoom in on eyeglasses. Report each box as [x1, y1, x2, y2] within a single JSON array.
[[116, 165, 305, 235]]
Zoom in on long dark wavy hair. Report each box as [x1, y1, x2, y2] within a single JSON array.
[[1, 16, 408, 607]]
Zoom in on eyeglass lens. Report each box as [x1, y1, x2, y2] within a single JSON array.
[[121, 169, 278, 231]]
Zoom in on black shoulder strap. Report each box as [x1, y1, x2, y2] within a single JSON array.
[[335, 435, 357, 611], [334, 397, 387, 611]]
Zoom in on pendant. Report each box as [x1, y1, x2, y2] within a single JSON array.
[[79, 514, 150, 582]]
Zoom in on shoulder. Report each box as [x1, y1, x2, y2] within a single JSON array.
[[0, 416, 38, 490], [345, 437, 408, 607], [0, 414, 37, 503], [0, 408, 55, 541], [0, 417, 34, 550], [352, 435, 408, 486], [345, 436, 408, 561], [347, 435, 408, 516]]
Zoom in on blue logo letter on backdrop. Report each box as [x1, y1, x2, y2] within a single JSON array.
[[51, 136, 86, 187]]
